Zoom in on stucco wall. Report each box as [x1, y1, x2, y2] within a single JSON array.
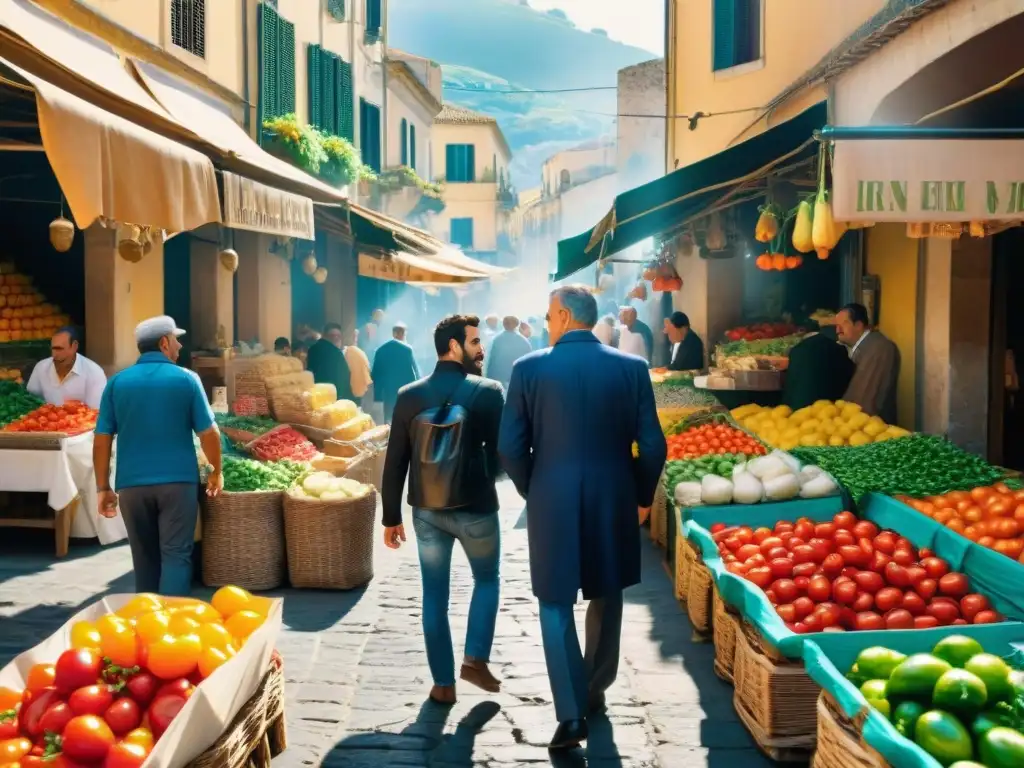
[[386, 77, 437, 176], [432, 123, 511, 183], [542, 145, 615, 197], [617, 58, 665, 192]]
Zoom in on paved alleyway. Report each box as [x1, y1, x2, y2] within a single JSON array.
[[0, 481, 772, 768]]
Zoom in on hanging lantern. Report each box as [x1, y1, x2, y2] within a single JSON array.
[[49, 216, 75, 252], [312, 266, 328, 284], [302, 253, 318, 275], [219, 248, 239, 272]]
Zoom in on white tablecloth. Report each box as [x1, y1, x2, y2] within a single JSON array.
[[0, 432, 128, 545]]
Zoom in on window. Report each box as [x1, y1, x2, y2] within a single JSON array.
[[258, 2, 296, 130], [307, 45, 354, 142], [450, 218, 474, 250], [559, 168, 571, 190], [713, 0, 761, 71], [360, 99, 382, 172], [171, 0, 205, 59], [365, 0, 382, 43], [400, 118, 408, 166], [409, 124, 417, 171], [445, 144, 475, 182]]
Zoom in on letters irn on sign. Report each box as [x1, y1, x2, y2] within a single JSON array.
[[830, 139, 1024, 223]]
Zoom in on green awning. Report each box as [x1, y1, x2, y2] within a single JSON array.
[[554, 101, 828, 280]]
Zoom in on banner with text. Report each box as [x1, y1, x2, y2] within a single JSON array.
[[832, 139, 1024, 222]]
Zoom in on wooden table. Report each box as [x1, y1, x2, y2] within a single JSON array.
[[0, 494, 80, 557]]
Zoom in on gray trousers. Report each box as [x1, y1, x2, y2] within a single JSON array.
[[538, 591, 624, 722], [118, 483, 199, 597]]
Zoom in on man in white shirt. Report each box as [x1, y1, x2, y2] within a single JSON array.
[[26, 326, 107, 409]]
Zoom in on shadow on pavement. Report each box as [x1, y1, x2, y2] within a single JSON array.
[[0, 528, 123, 588]]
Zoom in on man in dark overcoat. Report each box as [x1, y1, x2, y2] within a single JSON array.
[[498, 285, 667, 749], [371, 323, 421, 423]]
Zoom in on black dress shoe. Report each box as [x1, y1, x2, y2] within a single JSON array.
[[548, 719, 588, 750], [588, 693, 607, 714]]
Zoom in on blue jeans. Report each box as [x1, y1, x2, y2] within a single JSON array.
[[412, 508, 501, 687]]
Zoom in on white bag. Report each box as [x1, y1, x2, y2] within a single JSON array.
[[0, 594, 283, 768]]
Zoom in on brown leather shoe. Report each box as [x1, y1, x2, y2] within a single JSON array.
[[460, 661, 501, 692], [429, 684, 456, 705]]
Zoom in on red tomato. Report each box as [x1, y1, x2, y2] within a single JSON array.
[[926, 601, 960, 625], [745, 567, 773, 589], [807, 575, 832, 603], [20, 688, 63, 738], [124, 673, 159, 708], [803, 614, 823, 633], [734, 527, 754, 544], [833, 581, 858, 605], [884, 609, 914, 629], [960, 594, 990, 622], [891, 548, 916, 567], [69, 685, 115, 717], [104, 742, 149, 768], [54, 649, 102, 694], [914, 615, 940, 629], [883, 562, 910, 588], [0, 715, 18, 741], [764, 589, 778, 605], [918, 546, 935, 558], [874, 587, 904, 614], [821, 553, 844, 578], [746, 554, 767, 568], [154, 679, 194, 700], [776, 604, 797, 623], [853, 521, 879, 540], [838, 607, 858, 629], [870, 551, 892, 573], [853, 571, 884, 594], [38, 701, 74, 736], [807, 539, 833, 562], [103, 698, 142, 735], [791, 621, 809, 634], [786, 537, 806, 552], [921, 557, 950, 579], [772, 579, 798, 604], [852, 592, 875, 612], [736, 544, 761, 563], [973, 610, 1002, 624], [838, 545, 868, 568], [723, 537, 742, 552], [873, 532, 897, 555], [147, 694, 188, 739], [902, 592, 927, 616], [834, 530, 856, 547], [768, 558, 794, 580], [792, 562, 818, 579], [793, 576, 810, 594], [938, 573, 969, 598], [752, 526, 773, 543], [793, 520, 815, 540], [812, 522, 835, 539], [766, 546, 789, 560], [758, 537, 784, 556], [774, 521, 794, 534], [815, 603, 841, 628], [62, 715, 115, 762], [916, 578, 938, 599], [833, 511, 857, 530], [710, 523, 727, 534], [854, 611, 885, 631], [792, 597, 815, 619]]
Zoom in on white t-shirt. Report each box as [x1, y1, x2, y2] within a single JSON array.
[[26, 354, 107, 409], [619, 325, 647, 358]]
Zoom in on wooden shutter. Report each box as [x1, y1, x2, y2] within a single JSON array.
[[712, 0, 735, 71], [320, 49, 338, 135], [466, 144, 476, 182], [400, 118, 408, 166], [338, 59, 354, 142], [409, 124, 416, 171], [307, 43, 322, 129], [279, 17, 296, 115], [258, 2, 280, 134]]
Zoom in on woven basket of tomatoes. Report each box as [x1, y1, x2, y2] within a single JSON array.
[[0, 587, 283, 768]]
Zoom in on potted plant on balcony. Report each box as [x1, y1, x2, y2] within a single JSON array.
[[262, 114, 327, 175], [319, 134, 362, 187]]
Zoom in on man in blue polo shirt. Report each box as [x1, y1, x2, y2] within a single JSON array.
[[93, 315, 223, 596]]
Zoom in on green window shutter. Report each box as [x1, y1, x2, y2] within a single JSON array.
[[365, 0, 382, 41], [319, 49, 337, 135], [338, 59, 354, 142], [466, 144, 476, 181], [278, 17, 296, 115], [712, 0, 735, 71], [409, 124, 416, 171], [400, 118, 408, 165], [307, 43, 322, 129], [450, 218, 473, 250], [258, 2, 280, 134]]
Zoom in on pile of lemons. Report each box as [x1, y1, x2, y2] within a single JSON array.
[[731, 400, 911, 450]]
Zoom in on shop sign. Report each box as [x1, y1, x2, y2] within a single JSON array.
[[358, 252, 459, 283], [222, 172, 315, 240], [832, 139, 1024, 222]]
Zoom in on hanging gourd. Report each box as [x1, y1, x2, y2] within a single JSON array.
[[755, 205, 780, 243], [755, 253, 772, 271], [49, 216, 74, 252], [705, 212, 726, 251], [302, 253, 318, 276], [792, 199, 814, 253], [811, 143, 840, 258], [313, 266, 328, 284], [219, 248, 239, 272], [785, 255, 803, 270]]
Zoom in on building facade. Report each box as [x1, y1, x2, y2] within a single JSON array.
[[617, 58, 666, 194]]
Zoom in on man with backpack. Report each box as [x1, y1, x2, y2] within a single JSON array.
[[380, 314, 506, 705]]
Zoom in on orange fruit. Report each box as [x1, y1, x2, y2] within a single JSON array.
[[0, 685, 22, 710], [133, 611, 172, 644], [167, 614, 201, 635], [211, 586, 252, 619], [147, 633, 202, 680], [69, 621, 102, 651], [196, 622, 234, 651], [116, 594, 163, 620], [197, 646, 233, 679], [224, 610, 264, 641], [25, 663, 56, 692], [171, 602, 223, 625], [98, 617, 139, 668]]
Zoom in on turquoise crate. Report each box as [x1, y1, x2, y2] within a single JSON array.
[[682, 495, 1024, 659], [803, 624, 1024, 768]]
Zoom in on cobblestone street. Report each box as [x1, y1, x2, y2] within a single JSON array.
[[0, 481, 771, 767]]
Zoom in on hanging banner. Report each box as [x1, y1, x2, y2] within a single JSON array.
[[831, 139, 1024, 222], [222, 171, 315, 240]]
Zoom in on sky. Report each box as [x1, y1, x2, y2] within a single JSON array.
[[527, 0, 665, 54]]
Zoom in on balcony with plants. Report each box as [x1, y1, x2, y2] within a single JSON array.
[[362, 165, 446, 221], [262, 113, 364, 188]]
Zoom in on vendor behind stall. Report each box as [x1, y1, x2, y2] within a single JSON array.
[[26, 326, 106, 409], [836, 303, 900, 423], [664, 311, 704, 370], [782, 325, 854, 411]]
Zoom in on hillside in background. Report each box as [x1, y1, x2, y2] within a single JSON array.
[[388, 0, 657, 187]]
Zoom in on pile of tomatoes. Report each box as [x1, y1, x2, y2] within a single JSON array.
[[0, 586, 270, 767], [713, 510, 1006, 635], [3, 402, 97, 436], [667, 422, 767, 461], [895, 483, 1024, 563]]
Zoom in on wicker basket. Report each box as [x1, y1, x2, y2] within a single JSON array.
[[686, 555, 714, 638], [201, 491, 287, 591], [712, 588, 740, 684], [186, 660, 287, 768], [732, 620, 819, 761], [673, 519, 693, 606], [343, 446, 386, 491], [651, 477, 668, 548], [812, 693, 889, 768], [283, 488, 377, 589]]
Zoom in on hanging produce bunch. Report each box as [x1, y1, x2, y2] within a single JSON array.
[[754, 200, 803, 271]]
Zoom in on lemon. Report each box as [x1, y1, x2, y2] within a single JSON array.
[[771, 405, 792, 419], [886, 426, 911, 439], [848, 430, 871, 447], [873, 433, 893, 442], [799, 433, 818, 446], [800, 419, 821, 433], [782, 427, 800, 441], [835, 400, 848, 409], [212, 586, 253, 618], [841, 403, 863, 419], [836, 424, 854, 439], [863, 418, 886, 437], [847, 412, 870, 430], [817, 405, 839, 420], [828, 435, 846, 446]]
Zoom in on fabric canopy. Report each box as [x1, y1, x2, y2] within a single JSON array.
[[1, 58, 220, 232], [357, 252, 491, 284], [554, 101, 828, 280]]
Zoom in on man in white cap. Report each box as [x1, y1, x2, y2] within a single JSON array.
[[92, 315, 223, 597]]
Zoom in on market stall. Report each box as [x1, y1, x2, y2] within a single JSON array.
[[649, 401, 1024, 768]]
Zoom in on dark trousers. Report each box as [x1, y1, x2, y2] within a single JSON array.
[[538, 592, 624, 722], [118, 483, 199, 597]]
